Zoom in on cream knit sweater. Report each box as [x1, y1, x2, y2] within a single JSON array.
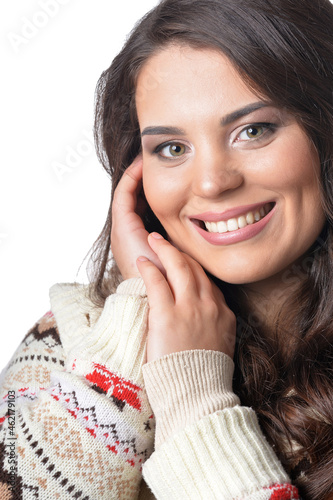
[[0, 278, 299, 499]]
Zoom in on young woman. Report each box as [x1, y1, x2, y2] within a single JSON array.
[[1, 0, 333, 498]]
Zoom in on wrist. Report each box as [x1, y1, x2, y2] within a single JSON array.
[[142, 349, 240, 448]]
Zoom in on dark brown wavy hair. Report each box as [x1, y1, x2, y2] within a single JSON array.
[[87, 0, 333, 497]]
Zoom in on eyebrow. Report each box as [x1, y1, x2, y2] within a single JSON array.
[[220, 101, 271, 126], [141, 126, 186, 137], [141, 101, 272, 137]]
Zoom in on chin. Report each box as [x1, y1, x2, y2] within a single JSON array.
[[203, 265, 273, 286]]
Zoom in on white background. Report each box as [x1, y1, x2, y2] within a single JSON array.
[[0, 0, 159, 369]]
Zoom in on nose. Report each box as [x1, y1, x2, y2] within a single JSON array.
[[191, 147, 244, 199]]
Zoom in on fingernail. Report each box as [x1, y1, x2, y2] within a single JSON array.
[[150, 232, 163, 240], [137, 256, 149, 262]]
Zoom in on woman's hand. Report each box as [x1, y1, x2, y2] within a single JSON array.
[[111, 155, 164, 279], [137, 233, 237, 362]]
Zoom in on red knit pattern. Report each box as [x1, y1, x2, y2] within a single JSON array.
[[86, 362, 142, 411], [266, 483, 300, 499]]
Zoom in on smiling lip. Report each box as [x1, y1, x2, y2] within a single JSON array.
[[191, 202, 274, 223], [190, 201, 276, 245]]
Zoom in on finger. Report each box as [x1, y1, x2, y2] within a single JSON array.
[[122, 154, 143, 195], [148, 233, 227, 302], [113, 155, 143, 212], [147, 233, 207, 299], [136, 257, 174, 308]]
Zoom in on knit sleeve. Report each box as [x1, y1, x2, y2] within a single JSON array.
[[141, 350, 299, 500], [0, 279, 155, 500]]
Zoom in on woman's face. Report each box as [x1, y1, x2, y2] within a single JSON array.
[[136, 45, 325, 286]]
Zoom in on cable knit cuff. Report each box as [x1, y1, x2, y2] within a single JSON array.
[[142, 406, 291, 499], [142, 349, 240, 448], [50, 279, 149, 384]]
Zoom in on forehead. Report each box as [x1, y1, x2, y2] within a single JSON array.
[[135, 45, 259, 124]]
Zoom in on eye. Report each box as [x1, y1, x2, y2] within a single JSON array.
[[241, 125, 264, 139], [235, 123, 276, 143], [154, 142, 187, 159], [238, 125, 265, 141]]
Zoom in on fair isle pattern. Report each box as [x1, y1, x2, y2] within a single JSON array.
[[0, 311, 64, 395], [27, 396, 141, 499], [48, 377, 154, 471], [266, 483, 300, 499], [86, 362, 143, 412], [0, 441, 24, 500], [0, 312, 68, 499], [2, 386, 44, 405], [244, 483, 300, 500], [3, 412, 90, 500], [0, 388, 41, 428], [0, 401, 141, 499], [0, 311, 64, 428], [0, 310, 154, 499]]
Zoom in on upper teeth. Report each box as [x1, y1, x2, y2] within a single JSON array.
[[204, 204, 272, 233]]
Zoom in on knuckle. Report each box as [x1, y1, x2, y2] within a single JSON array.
[[124, 169, 135, 181], [147, 268, 165, 287], [176, 258, 190, 272], [204, 298, 221, 319]]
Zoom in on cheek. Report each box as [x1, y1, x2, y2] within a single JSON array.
[[144, 179, 168, 216], [143, 166, 186, 220], [255, 139, 320, 192]]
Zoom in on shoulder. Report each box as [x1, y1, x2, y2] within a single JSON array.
[[0, 310, 64, 398], [0, 282, 99, 397], [49, 282, 101, 354]]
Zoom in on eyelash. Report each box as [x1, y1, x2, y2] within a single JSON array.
[[153, 141, 189, 159], [235, 122, 277, 143], [152, 122, 278, 160]]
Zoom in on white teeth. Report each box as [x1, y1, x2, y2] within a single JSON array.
[[238, 216, 247, 229], [217, 221, 228, 233], [204, 205, 272, 234], [246, 212, 255, 225], [227, 218, 238, 231]]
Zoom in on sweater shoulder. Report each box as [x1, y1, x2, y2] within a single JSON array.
[[0, 310, 65, 397], [0, 282, 95, 396]]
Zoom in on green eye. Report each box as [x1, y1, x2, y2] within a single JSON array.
[[153, 141, 188, 160], [236, 122, 277, 144], [238, 125, 267, 142], [163, 144, 186, 157], [245, 126, 264, 139]]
